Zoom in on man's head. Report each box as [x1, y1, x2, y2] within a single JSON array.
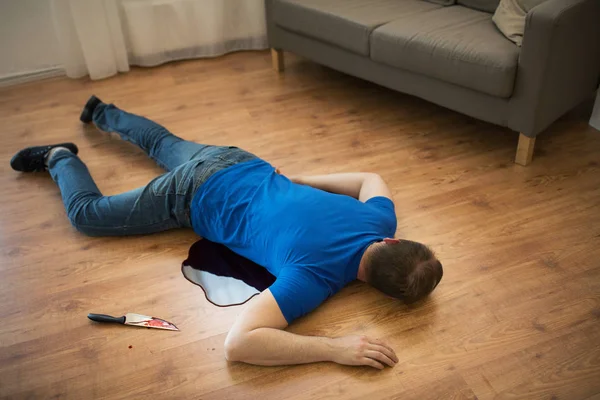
[[363, 239, 443, 304]]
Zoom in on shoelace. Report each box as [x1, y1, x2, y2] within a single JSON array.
[[29, 146, 52, 171]]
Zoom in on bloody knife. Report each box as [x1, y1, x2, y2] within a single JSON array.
[[87, 313, 179, 331]]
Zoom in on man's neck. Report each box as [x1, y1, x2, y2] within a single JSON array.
[[357, 242, 377, 282]]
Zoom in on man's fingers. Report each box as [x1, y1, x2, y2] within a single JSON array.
[[369, 344, 398, 364], [369, 339, 398, 362], [362, 357, 384, 370], [365, 350, 396, 368]]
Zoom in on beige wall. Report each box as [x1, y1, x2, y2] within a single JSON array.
[[0, 0, 62, 80]]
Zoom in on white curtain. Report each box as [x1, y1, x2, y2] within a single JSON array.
[[51, 0, 268, 80]]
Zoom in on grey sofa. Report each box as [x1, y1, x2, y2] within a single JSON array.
[[266, 0, 600, 165]]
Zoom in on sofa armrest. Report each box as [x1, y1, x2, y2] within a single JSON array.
[[508, 0, 600, 137]]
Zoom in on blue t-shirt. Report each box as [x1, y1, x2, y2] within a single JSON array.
[[190, 159, 397, 323]]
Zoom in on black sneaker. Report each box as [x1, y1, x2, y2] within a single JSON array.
[[10, 143, 79, 172], [79, 95, 103, 123]]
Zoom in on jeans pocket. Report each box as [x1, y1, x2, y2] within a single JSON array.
[[217, 148, 257, 164], [150, 164, 194, 197], [150, 175, 175, 197]]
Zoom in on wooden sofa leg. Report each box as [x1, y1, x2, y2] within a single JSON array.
[[271, 49, 284, 73], [515, 133, 535, 166]]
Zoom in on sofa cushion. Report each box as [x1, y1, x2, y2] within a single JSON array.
[[457, 0, 500, 13], [272, 0, 442, 56], [371, 5, 520, 97], [424, 0, 456, 5]]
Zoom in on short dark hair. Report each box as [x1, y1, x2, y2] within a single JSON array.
[[366, 240, 443, 304]]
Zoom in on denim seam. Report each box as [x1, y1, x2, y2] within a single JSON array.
[[75, 218, 175, 230]]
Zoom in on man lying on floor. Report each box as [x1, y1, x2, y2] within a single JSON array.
[[10, 96, 443, 370]]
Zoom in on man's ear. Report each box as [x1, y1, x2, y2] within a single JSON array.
[[383, 238, 400, 244]]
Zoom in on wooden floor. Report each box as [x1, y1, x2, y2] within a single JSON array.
[[1, 51, 599, 400]]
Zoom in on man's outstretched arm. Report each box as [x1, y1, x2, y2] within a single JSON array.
[[224, 289, 398, 369], [289, 172, 392, 202]]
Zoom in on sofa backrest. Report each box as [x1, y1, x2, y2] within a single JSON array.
[[457, 0, 500, 13]]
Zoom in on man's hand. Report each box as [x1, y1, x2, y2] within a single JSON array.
[[330, 335, 398, 370], [224, 290, 398, 370]]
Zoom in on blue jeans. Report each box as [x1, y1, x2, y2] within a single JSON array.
[[48, 104, 257, 236]]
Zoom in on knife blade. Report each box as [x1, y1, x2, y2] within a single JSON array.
[[87, 313, 179, 331]]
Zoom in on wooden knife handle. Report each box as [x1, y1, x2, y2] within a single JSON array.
[[87, 313, 126, 324]]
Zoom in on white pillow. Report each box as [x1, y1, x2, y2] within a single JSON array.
[[493, 0, 549, 46]]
